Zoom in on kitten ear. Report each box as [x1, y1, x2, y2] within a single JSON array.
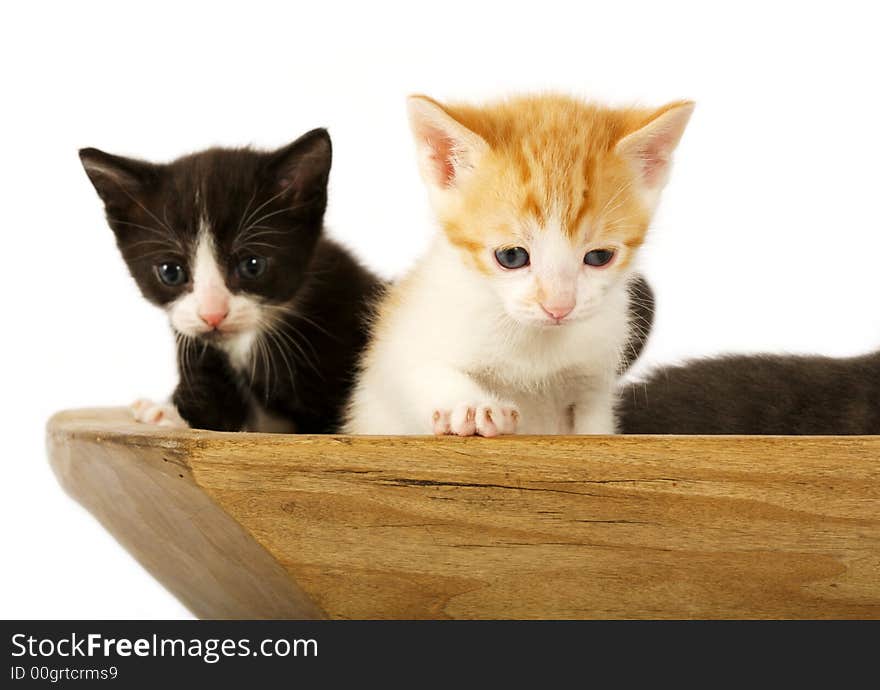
[[79, 148, 159, 215], [268, 128, 332, 203], [407, 95, 489, 191], [615, 101, 694, 200]]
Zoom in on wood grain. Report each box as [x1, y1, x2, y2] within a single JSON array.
[[47, 408, 880, 619]]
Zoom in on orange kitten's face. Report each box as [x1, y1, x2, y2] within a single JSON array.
[[445, 145, 650, 326], [408, 95, 692, 327]]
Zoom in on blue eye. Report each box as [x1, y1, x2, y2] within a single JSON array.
[[494, 246, 530, 269], [156, 262, 187, 286], [584, 249, 615, 267], [238, 256, 267, 279]]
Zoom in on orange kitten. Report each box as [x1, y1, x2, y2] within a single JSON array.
[[346, 94, 692, 436]]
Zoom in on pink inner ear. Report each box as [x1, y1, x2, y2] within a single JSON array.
[[421, 124, 457, 187], [633, 127, 678, 187], [639, 144, 670, 187]]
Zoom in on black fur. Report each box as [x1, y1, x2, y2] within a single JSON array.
[[618, 351, 880, 434], [80, 130, 383, 433], [620, 275, 654, 374]]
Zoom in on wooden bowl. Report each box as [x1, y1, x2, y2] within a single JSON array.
[[46, 408, 880, 619]]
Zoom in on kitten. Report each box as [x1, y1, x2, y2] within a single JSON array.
[[618, 350, 880, 434], [345, 94, 692, 436], [80, 129, 383, 433]]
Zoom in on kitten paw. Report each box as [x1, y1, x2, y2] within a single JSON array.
[[432, 402, 519, 437], [130, 399, 189, 428]]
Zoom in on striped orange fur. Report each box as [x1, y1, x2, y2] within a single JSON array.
[[409, 93, 693, 274]]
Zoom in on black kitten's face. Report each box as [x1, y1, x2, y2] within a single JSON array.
[[80, 130, 331, 349]]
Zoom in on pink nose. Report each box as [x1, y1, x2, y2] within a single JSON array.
[[541, 304, 574, 321], [199, 310, 228, 328]]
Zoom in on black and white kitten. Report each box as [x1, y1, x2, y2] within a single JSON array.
[[618, 350, 880, 434], [80, 129, 383, 433]]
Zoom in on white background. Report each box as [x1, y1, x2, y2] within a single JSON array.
[[2, 1, 878, 618]]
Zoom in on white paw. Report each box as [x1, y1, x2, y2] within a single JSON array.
[[130, 399, 189, 429], [432, 402, 519, 437]]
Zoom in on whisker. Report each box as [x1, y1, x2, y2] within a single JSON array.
[[250, 332, 262, 386], [112, 182, 177, 238], [162, 203, 174, 236], [263, 327, 298, 392], [234, 241, 280, 252], [265, 315, 324, 381], [232, 228, 289, 250], [175, 333, 195, 390], [237, 188, 259, 236], [241, 225, 288, 234], [111, 219, 187, 253], [291, 311, 336, 341], [263, 302, 335, 344], [241, 187, 289, 229], [131, 249, 187, 261], [241, 206, 293, 235], [123, 239, 183, 251], [283, 321, 322, 366]]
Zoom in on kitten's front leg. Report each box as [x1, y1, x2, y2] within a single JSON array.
[[572, 384, 618, 435], [419, 368, 519, 437], [172, 345, 249, 431]]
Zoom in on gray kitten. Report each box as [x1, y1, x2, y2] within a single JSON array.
[[618, 351, 880, 434]]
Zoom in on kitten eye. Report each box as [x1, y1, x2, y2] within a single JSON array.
[[494, 247, 530, 269], [155, 262, 187, 286], [238, 256, 267, 279], [584, 249, 615, 267]]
